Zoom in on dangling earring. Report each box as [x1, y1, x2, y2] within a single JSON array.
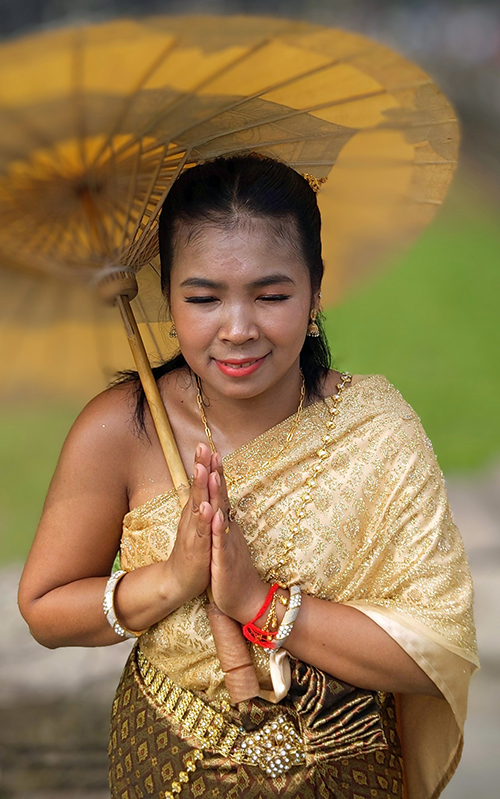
[[169, 322, 177, 339], [307, 309, 320, 337]]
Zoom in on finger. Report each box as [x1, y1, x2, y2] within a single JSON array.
[[212, 452, 231, 516], [208, 467, 222, 515], [212, 507, 230, 545], [195, 442, 212, 470], [191, 461, 209, 515], [196, 500, 214, 539], [210, 451, 222, 475]]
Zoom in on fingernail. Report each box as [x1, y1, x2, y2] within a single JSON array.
[[217, 508, 224, 523], [195, 445, 202, 459], [194, 463, 201, 479], [214, 471, 221, 486]]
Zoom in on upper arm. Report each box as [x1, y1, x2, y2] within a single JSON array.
[[19, 384, 136, 610]]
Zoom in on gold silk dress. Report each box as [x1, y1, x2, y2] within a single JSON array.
[[109, 375, 478, 799]]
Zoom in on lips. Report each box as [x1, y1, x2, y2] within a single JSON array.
[[221, 358, 261, 367], [214, 355, 268, 377]]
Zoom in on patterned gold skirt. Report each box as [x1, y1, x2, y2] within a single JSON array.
[[109, 647, 404, 798]]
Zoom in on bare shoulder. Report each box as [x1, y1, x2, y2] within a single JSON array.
[[65, 381, 138, 456], [48, 381, 143, 507]]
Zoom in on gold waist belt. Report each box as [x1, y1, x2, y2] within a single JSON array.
[[135, 648, 305, 777]]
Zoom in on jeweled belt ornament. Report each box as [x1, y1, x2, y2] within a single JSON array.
[[134, 649, 305, 777]]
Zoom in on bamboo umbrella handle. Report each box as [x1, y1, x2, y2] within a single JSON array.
[[116, 296, 190, 505], [116, 295, 260, 704]]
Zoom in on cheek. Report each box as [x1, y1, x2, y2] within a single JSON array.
[[266, 301, 309, 340], [176, 314, 215, 346]]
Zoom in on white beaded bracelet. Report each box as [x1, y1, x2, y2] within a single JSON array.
[[273, 584, 302, 651], [103, 569, 144, 640]]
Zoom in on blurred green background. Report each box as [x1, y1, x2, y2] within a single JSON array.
[[1, 165, 499, 566]]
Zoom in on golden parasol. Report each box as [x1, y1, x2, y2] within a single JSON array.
[[0, 15, 459, 701], [0, 15, 458, 400]]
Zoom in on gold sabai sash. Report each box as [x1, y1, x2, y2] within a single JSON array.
[[121, 374, 478, 799]]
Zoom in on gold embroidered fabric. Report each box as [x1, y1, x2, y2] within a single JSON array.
[[120, 374, 478, 799]]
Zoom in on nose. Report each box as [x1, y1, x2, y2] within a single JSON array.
[[217, 304, 259, 345]]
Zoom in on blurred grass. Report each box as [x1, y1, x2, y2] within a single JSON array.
[[1, 168, 499, 566], [324, 168, 500, 473], [0, 405, 80, 564]]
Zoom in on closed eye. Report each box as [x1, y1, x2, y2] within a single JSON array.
[[184, 296, 217, 304], [259, 294, 291, 302]]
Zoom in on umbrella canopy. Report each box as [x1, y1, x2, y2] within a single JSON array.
[[0, 14, 458, 399]]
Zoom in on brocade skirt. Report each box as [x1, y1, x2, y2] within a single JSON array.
[[109, 647, 404, 798]]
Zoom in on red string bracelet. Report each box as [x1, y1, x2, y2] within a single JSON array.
[[242, 583, 280, 649]]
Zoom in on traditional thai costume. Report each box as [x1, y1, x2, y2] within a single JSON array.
[[109, 375, 478, 799]]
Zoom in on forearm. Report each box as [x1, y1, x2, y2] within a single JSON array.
[[236, 584, 441, 698], [284, 594, 442, 697], [20, 560, 184, 649]]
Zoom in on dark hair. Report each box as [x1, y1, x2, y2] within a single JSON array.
[[116, 154, 332, 432]]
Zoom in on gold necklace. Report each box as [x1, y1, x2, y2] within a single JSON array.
[[266, 371, 352, 583], [196, 373, 306, 465]]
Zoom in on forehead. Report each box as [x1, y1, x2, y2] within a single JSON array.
[[170, 215, 308, 282]]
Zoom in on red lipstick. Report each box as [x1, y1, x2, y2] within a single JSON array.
[[214, 355, 267, 377]]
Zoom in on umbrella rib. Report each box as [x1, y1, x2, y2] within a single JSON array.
[[126, 142, 170, 255], [103, 37, 275, 165], [173, 91, 385, 153], [117, 140, 144, 253], [16, 214, 69, 262], [162, 47, 378, 145], [106, 139, 121, 251], [3, 187, 89, 266], [193, 130, 346, 156], [416, 160, 457, 164], [164, 78, 435, 158], [88, 36, 181, 171], [130, 228, 160, 265], [102, 137, 144, 256], [127, 150, 190, 264], [401, 118, 457, 128], [7, 176, 98, 266]]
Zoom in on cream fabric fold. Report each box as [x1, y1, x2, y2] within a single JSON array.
[[263, 648, 292, 703], [345, 603, 478, 798]]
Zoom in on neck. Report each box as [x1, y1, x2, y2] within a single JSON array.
[[197, 363, 305, 457]]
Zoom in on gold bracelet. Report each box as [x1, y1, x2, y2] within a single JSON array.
[[103, 570, 148, 638], [261, 590, 289, 634]]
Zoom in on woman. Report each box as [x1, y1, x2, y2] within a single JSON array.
[[19, 155, 478, 799]]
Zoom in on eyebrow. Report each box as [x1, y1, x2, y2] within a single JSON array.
[[179, 273, 296, 290]]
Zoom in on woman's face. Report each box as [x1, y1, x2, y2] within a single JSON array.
[[168, 215, 315, 401]]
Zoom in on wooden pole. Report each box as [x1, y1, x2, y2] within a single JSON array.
[[116, 294, 260, 704], [116, 295, 190, 505]]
